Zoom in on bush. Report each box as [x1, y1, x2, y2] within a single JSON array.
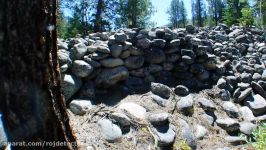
[[251, 122, 266, 150]]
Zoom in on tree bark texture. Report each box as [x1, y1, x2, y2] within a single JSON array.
[[94, 0, 103, 32], [0, 0, 76, 149]]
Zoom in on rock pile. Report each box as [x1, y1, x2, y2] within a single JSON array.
[[58, 24, 266, 149]]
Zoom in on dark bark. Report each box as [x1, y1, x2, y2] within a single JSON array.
[[197, 0, 202, 27], [0, 0, 76, 149], [94, 0, 104, 32]]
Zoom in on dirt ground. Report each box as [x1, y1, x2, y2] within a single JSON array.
[[68, 86, 252, 150]]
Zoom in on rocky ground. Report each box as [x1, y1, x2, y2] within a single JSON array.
[[58, 24, 266, 150]]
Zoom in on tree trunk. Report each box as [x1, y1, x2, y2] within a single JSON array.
[[197, 0, 202, 27], [94, 0, 103, 32], [0, 0, 76, 149]]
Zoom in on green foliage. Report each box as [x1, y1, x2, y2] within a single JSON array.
[[251, 122, 266, 150], [222, 0, 251, 26], [167, 0, 187, 28], [206, 0, 225, 26], [174, 140, 192, 150], [191, 0, 207, 27], [115, 0, 155, 28], [239, 7, 254, 26]]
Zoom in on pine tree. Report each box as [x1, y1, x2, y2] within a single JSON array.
[[191, 0, 196, 25], [168, 0, 187, 28], [179, 0, 187, 27], [222, 0, 249, 26], [254, 0, 266, 27], [168, 0, 180, 28], [207, 0, 225, 26], [193, 0, 206, 27], [115, 0, 154, 28]]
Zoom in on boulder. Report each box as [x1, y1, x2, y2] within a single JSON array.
[[100, 58, 124, 68], [124, 56, 145, 69], [151, 82, 171, 99], [96, 66, 129, 87], [71, 60, 93, 78], [61, 74, 82, 102]]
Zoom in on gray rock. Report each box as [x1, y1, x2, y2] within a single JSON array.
[[216, 118, 240, 132], [197, 70, 210, 81], [151, 39, 166, 48], [60, 62, 69, 72], [240, 122, 257, 135], [137, 38, 151, 49], [181, 49, 196, 58], [251, 81, 266, 99], [123, 41, 132, 50], [110, 112, 131, 127], [253, 73, 262, 81], [58, 41, 68, 50], [169, 39, 180, 47], [191, 38, 202, 46], [239, 106, 256, 122], [196, 46, 208, 56], [201, 113, 214, 125], [148, 112, 169, 126], [145, 47, 166, 64], [148, 64, 163, 73], [152, 94, 169, 107], [174, 85, 189, 96], [114, 32, 127, 43], [71, 60, 93, 78], [84, 57, 101, 68], [162, 61, 173, 71], [90, 52, 109, 60], [0, 114, 8, 149], [58, 49, 71, 66], [261, 70, 266, 80], [72, 43, 87, 59], [222, 101, 239, 118], [182, 55, 194, 64], [100, 58, 124, 68], [61, 74, 82, 102], [124, 56, 144, 69], [96, 45, 110, 54], [241, 72, 252, 83], [120, 50, 131, 59], [217, 78, 227, 89], [95, 66, 129, 87], [238, 88, 252, 102], [117, 102, 147, 122], [87, 45, 97, 53], [224, 136, 246, 145], [153, 125, 176, 146], [198, 98, 216, 111], [178, 119, 197, 149], [129, 47, 144, 56], [189, 64, 204, 74], [238, 82, 250, 90], [245, 94, 266, 115], [177, 94, 194, 115], [233, 88, 241, 100], [77, 81, 95, 99], [219, 89, 231, 101], [69, 99, 93, 115], [186, 25, 195, 34], [98, 119, 122, 142], [110, 43, 123, 57], [195, 125, 208, 139], [256, 114, 266, 121], [236, 34, 247, 43], [151, 82, 171, 99]]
